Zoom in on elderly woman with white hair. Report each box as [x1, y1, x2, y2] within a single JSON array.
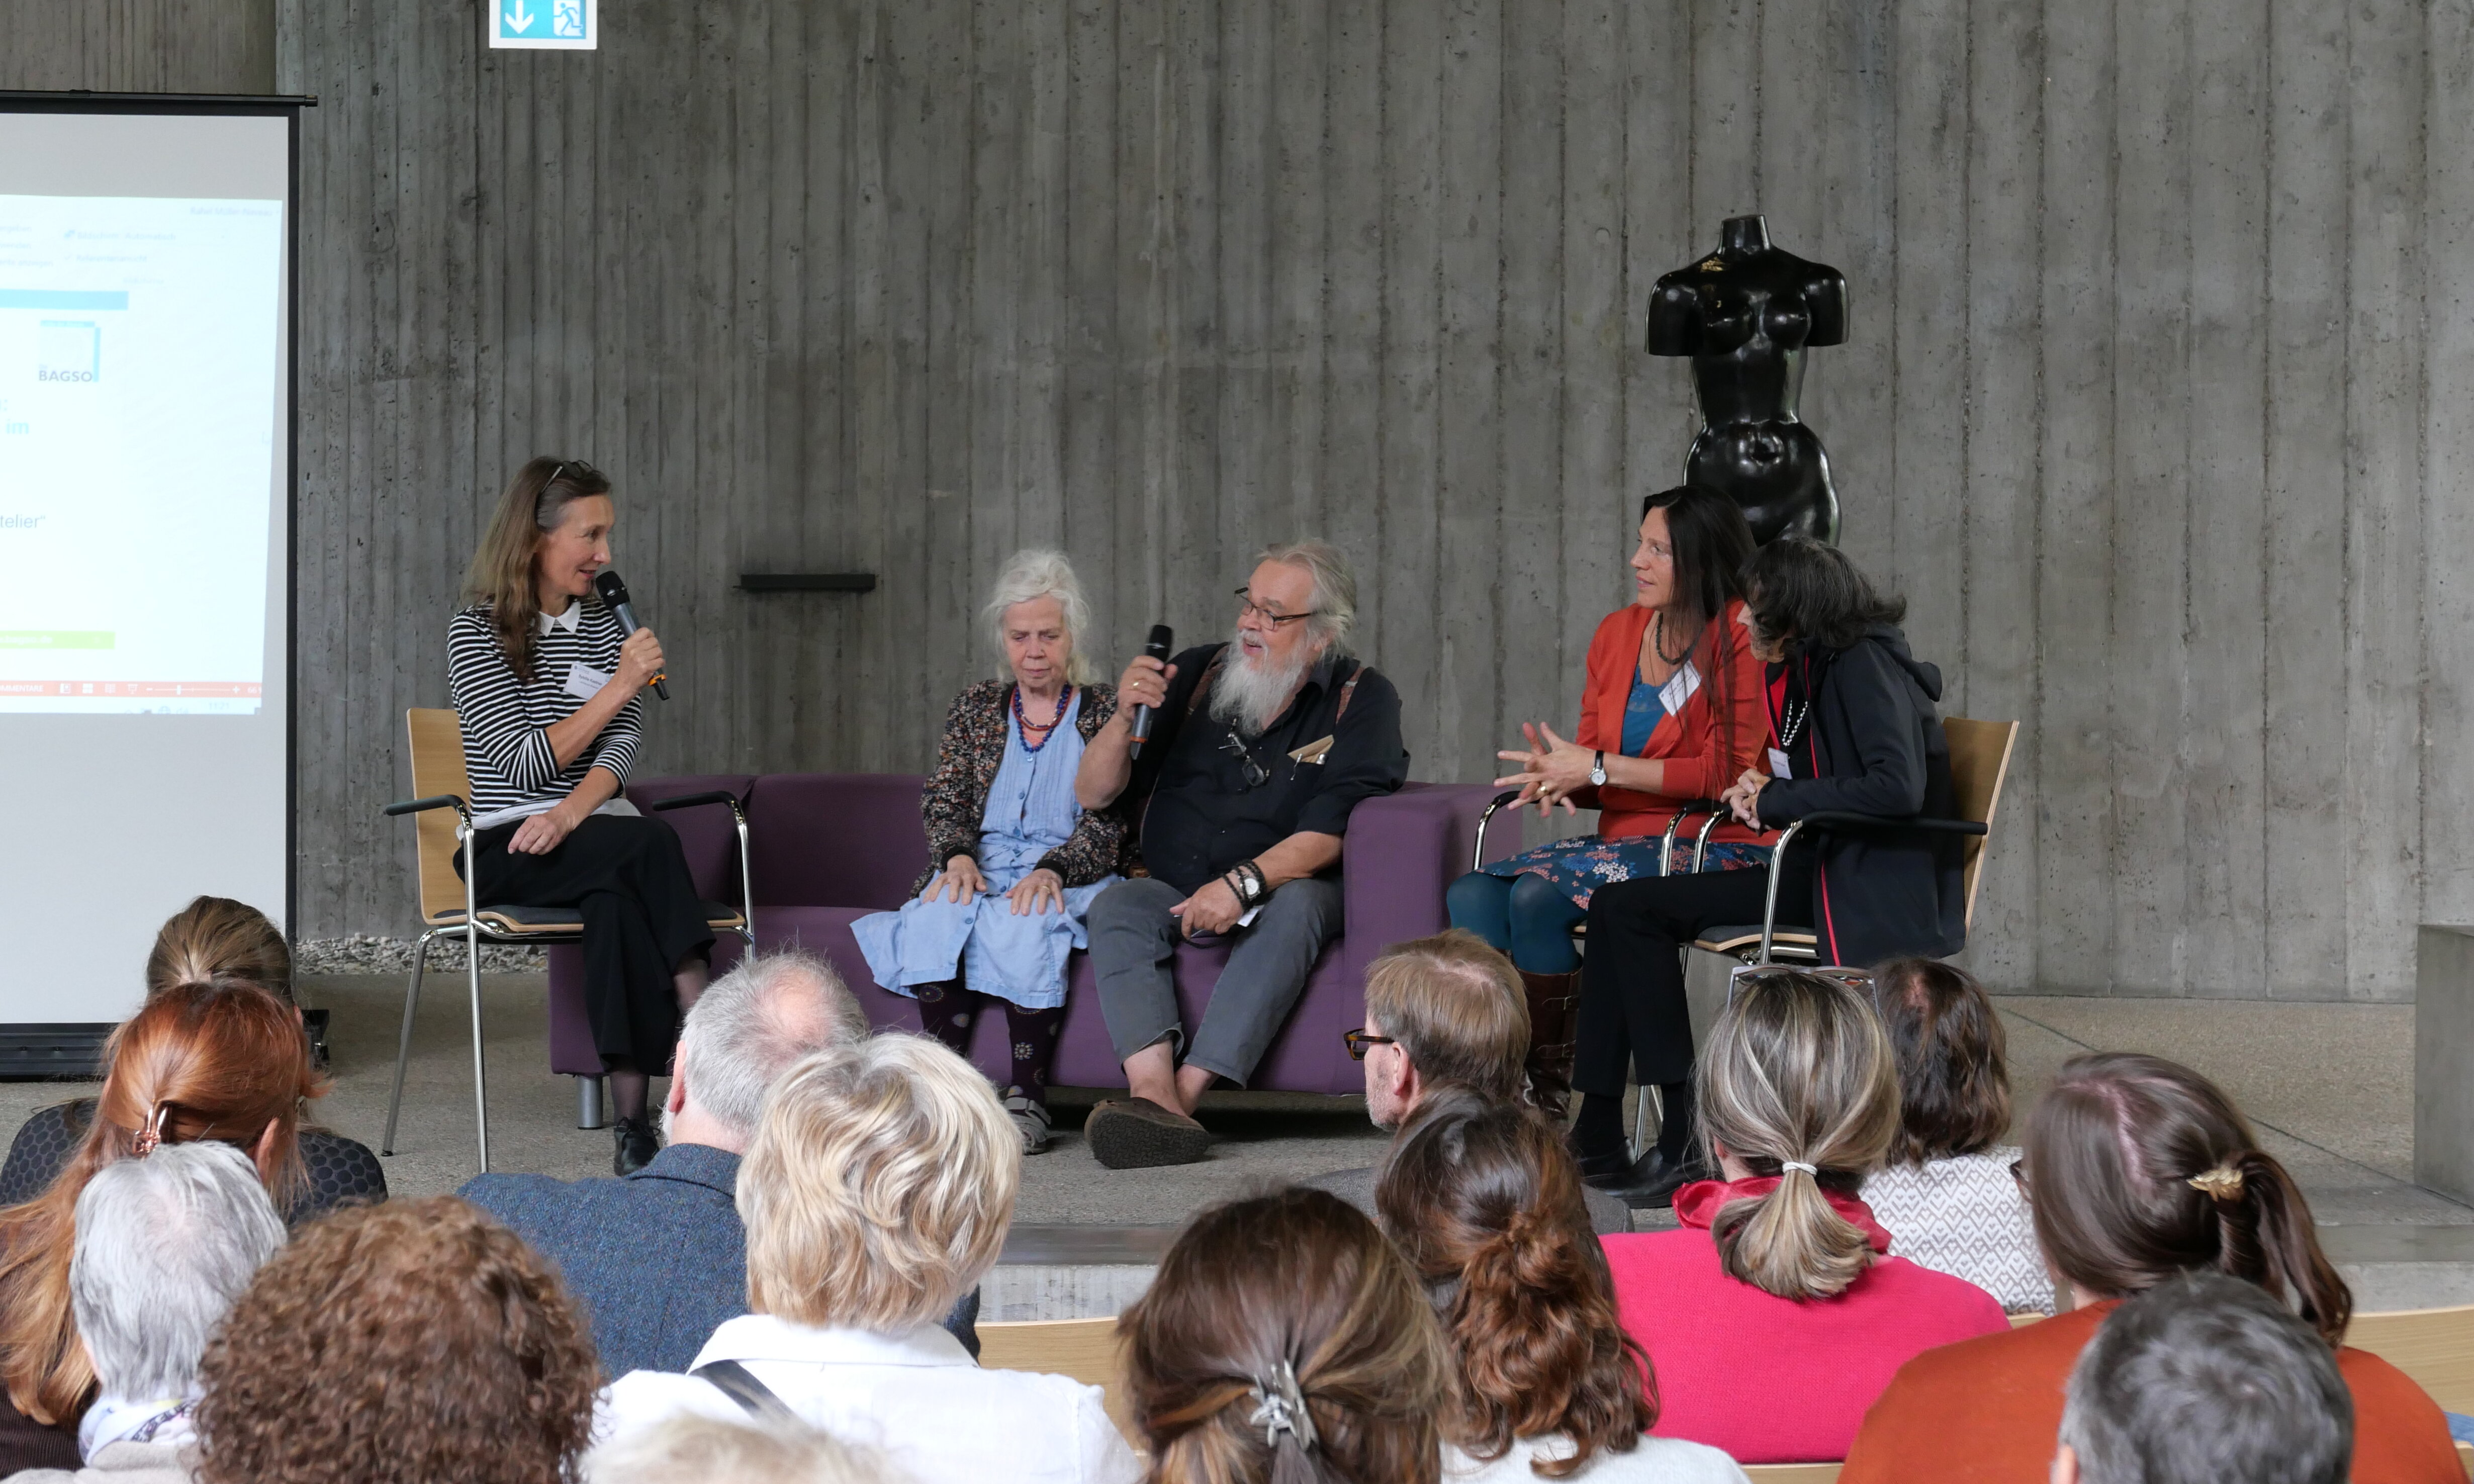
[[16, 1143, 286, 1484], [598, 1036, 1141, 1484], [853, 548, 1124, 1153]]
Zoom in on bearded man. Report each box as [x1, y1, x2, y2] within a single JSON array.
[[1073, 540, 1408, 1168]]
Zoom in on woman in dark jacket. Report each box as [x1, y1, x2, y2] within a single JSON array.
[[1570, 538, 1963, 1208], [853, 549, 1124, 1153]]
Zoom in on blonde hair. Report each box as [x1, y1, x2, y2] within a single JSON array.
[[982, 547, 1096, 686], [145, 896, 292, 1002], [739, 1036, 1019, 1333], [585, 1412, 896, 1484], [1697, 970, 1900, 1301], [1362, 930, 1529, 1103]]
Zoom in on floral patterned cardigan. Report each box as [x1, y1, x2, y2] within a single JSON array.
[[910, 679, 1127, 897]]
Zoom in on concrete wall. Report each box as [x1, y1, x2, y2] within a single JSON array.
[[264, 0, 2472, 1000], [0, 0, 275, 93]]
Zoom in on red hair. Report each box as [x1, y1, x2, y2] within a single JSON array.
[[0, 980, 322, 1423]]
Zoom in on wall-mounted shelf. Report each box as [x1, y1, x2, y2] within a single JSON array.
[[739, 573, 878, 593]]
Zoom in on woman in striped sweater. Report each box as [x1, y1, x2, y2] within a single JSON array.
[[447, 457, 708, 1175]]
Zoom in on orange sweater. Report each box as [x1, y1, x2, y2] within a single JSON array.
[[1838, 1303, 2461, 1484], [1576, 602, 1772, 845]]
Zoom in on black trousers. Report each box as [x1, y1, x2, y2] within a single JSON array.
[[1573, 846, 1816, 1096], [464, 813, 715, 1073]]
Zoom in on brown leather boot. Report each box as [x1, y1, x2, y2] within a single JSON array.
[[1519, 968, 1583, 1118]]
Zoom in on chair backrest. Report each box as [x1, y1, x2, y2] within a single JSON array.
[[404, 708, 474, 923], [745, 774, 930, 909], [1940, 716, 2019, 933], [974, 1317, 1135, 1443], [2344, 1304, 2474, 1415], [1742, 1466, 1840, 1482]]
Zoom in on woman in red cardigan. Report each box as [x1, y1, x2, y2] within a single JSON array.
[[1451, 485, 1769, 1099]]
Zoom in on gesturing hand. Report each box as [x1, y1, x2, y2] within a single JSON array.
[[1494, 722, 1594, 817], [924, 855, 987, 903], [1007, 869, 1065, 916]]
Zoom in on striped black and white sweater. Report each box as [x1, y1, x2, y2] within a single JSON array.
[[447, 598, 644, 828]]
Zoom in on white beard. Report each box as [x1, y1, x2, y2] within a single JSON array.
[[1208, 627, 1317, 736]]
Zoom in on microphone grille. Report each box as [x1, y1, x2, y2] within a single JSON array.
[[592, 570, 629, 604]]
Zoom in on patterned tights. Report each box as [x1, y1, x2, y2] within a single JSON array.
[[912, 981, 1066, 1104]]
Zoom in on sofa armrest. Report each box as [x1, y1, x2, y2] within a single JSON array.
[[1339, 783, 1513, 964]]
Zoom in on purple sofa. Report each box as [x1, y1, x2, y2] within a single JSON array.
[[546, 774, 1515, 1096]]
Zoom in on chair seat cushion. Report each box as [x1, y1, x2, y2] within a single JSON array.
[[1694, 924, 1820, 957], [430, 900, 743, 935]]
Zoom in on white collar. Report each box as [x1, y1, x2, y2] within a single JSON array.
[[688, 1314, 977, 1371], [538, 601, 583, 636]]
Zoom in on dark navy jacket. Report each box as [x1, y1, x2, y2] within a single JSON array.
[[461, 1142, 980, 1377]]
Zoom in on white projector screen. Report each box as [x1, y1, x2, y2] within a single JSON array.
[[0, 101, 295, 1041]]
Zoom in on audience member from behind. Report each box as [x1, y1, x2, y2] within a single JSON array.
[[586, 1412, 900, 1484], [2055, 1271, 2351, 1484], [1601, 969, 2005, 1464], [8, 1145, 286, 1484], [1120, 1186, 1447, 1484], [0, 981, 346, 1470], [463, 950, 976, 1375], [1301, 931, 1630, 1235], [195, 1196, 598, 1484], [1377, 1093, 1747, 1482], [0, 898, 382, 1213], [601, 1036, 1138, 1483], [1840, 1052, 2458, 1484], [1856, 957, 2047, 1312]]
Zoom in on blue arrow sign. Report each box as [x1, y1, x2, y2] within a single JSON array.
[[492, 0, 595, 49]]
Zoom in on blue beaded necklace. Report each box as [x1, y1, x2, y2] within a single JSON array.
[[1012, 684, 1072, 752]]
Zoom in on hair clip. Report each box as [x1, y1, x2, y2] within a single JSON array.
[[2187, 1165, 2244, 1201], [1247, 1359, 1318, 1452], [131, 1101, 173, 1159]]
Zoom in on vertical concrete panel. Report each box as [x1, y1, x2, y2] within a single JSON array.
[[2421, 0, 2474, 932]]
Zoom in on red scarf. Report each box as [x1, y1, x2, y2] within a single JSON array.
[[1671, 1176, 1894, 1255]]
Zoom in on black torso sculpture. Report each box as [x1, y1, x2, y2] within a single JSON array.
[[1647, 215, 1848, 544]]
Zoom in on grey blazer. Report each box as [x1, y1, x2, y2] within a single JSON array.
[[462, 1142, 979, 1377]]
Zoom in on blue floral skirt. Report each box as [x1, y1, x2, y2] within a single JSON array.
[[1481, 833, 1768, 911]]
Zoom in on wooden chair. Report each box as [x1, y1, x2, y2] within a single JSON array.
[[975, 1316, 1136, 1443], [1690, 715, 2018, 966], [382, 707, 752, 1172], [2346, 1303, 2474, 1415]]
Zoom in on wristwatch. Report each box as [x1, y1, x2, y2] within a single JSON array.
[[1589, 751, 1608, 787]]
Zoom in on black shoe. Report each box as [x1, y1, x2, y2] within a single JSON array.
[[1568, 1120, 1635, 1184], [613, 1117, 660, 1176], [1602, 1148, 1707, 1210], [1084, 1097, 1212, 1169]]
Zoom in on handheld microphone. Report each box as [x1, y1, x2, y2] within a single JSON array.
[[1128, 624, 1173, 757], [591, 570, 670, 701]]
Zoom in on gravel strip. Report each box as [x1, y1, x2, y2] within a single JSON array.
[[295, 935, 546, 975]]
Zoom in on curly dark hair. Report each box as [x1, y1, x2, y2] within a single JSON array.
[[195, 1197, 599, 1484]]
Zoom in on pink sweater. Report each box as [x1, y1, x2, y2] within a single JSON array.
[[1605, 1214, 2007, 1464]]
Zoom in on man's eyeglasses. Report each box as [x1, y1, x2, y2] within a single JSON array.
[[1220, 732, 1271, 789], [1343, 1029, 1396, 1061], [1234, 588, 1319, 627]]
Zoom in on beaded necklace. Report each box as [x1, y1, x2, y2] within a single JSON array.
[[1012, 684, 1072, 752]]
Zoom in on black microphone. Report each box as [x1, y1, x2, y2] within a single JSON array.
[[592, 570, 669, 701], [1128, 624, 1173, 757]]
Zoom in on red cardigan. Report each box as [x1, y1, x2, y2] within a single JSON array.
[[1576, 602, 1772, 845], [1605, 1217, 2008, 1464]]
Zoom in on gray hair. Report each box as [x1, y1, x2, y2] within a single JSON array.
[[70, 1142, 285, 1401], [678, 948, 869, 1141], [983, 547, 1096, 686], [2061, 1270, 2351, 1484], [1254, 539, 1358, 654], [586, 1412, 896, 1484]]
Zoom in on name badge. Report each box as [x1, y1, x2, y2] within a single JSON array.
[[564, 662, 613, 702], [1767, 748, 1792, 780]]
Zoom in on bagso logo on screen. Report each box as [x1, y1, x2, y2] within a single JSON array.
[[36, 320, 98, 383]]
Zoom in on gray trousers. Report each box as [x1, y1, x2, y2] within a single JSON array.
[[1087, 874, 1345, 1086]]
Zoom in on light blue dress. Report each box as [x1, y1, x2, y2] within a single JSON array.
[[853, 691, 1118, 1010]]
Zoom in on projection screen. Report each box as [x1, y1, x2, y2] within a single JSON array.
[[0, 97, 299, 1056]]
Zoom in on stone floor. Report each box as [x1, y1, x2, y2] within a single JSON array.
[[3, 971, 2461, 1316]]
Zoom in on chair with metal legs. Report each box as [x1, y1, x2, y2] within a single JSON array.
[[380, 707, 754, 1172]]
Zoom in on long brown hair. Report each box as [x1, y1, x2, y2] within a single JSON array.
[[463, 456, 612, 681], [1874, 957, 2011, 1165], [1697, 969, 1902, 1301], [1641, 485, 1758, 789], [2023, 1052, 2351, 1344], [1121, 1187, 1446, 1484], [145, 896, 292, 1002], [1376, 1091, 1654, 1477], [196, 1197, 599, 1484], [0, 981, 322, 1423]]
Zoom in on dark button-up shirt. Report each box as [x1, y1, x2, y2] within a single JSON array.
[[1131, 642, 1409, 894]]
